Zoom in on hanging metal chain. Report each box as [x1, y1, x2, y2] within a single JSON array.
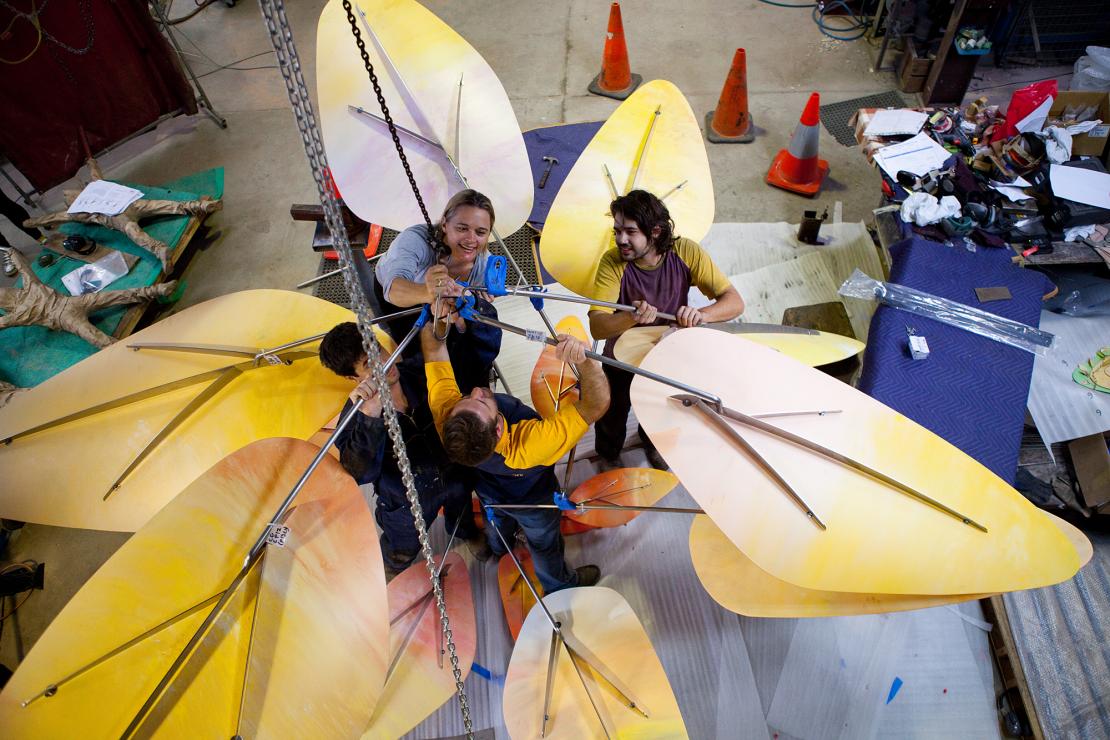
[[256, 2, 473, 736], [340, 0, 440, 254]]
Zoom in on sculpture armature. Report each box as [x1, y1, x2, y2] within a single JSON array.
[[23, 158, 221, 269], [0, 247, 177, 349]]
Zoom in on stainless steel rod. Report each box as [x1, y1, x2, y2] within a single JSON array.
[[469, 314, 722, 410]]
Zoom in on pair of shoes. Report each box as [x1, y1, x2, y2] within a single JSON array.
[[468, 538, 494, 562], [575, 564, 601, 587], [644, 446, 670, 471]]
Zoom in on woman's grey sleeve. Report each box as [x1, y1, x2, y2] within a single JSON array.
[[375, 227, 432, 299]]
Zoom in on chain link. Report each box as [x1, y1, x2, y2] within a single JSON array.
[[256, 1, 473, 736]]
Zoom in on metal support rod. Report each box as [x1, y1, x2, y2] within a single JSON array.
[[453, 74, 464, 162], [103, 367, 243, 499], [296, 251, 386, 290], [347, 104, 440, 148], [149, 0, 228, 129], [603, 163, 618, 199], [486, 517, 561, 633], [504, 286, 677, 322], [541, 630, 562, 738], [121, 551, 264, 737], [468, 313, 722, 410], [659, 180, 688, 202], [20, 591, 225, 707], [684, 398, 827, 531], [488, 503, 704, 515], [627, 106, 661, 194], [3, 352, 318, 444], [674, 395, 988, 532]]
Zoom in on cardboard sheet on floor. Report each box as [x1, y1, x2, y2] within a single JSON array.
[[0, 168, 224, 388], [1004, 531, 1110, 739], [1028, 310, 1110, 447], [872, 604, 998, 737], [696, 221, 883, 341], [765, 611, 911, 739]]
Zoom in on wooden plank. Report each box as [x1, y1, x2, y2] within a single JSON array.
[[980, 595, 1045, 740], [1018, 240, 1104, 266], [112, 214, 204, 340]]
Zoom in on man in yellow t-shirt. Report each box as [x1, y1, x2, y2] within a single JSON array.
[[588, 189, 744, 470], [421, 319, 610, 593]]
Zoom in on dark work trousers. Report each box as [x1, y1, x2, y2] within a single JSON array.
[[485, 504, 578, 593], [0, 190, 41, 244], [376, 471, 478, 560], [593, 362, 658, 461]]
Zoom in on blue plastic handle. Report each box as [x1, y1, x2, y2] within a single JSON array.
[[483, 505, 498, 526], [456, 293, 478, 320], [553, 491, 576, 511], [484, 255, 509, 296], [413, 304, 432, 329]]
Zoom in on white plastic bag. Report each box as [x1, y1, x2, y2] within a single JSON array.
[[1072, 46, 1110, 91], [61, 250, 130, 295]]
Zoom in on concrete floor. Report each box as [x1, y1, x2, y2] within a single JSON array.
[[0, 0, 1035, 696]]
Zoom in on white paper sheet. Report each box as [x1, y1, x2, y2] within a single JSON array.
[[872, 133, 953, 179], [1015, 95, 1054, 134], [989, 176, 1033, 203], [66, 180, 144, 216], [1027, 310, 1110, 447], [1049, 164, 1110, 209], [863, 109, 928, 137]]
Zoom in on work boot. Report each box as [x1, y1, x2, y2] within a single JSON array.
[[575, 564, 601, 587]]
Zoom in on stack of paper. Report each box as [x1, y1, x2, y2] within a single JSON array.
[[872, 133, 953, 179], [863, 109, 928, 137], [67, 181, 144, 216]]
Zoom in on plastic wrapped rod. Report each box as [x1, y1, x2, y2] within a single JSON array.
[[838, 269, 1055, 355]]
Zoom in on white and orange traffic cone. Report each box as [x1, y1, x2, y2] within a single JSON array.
[[766, 92, 829, 196], [587, 3, 642, 100], [706, 49, 754, 143]]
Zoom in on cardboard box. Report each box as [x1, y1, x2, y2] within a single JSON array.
[[1047, 91, 1110, 158], [898, 42, 933, 95], [1069, 433, 1110, 510]]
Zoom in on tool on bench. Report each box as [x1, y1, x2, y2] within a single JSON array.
[[538, 156, 559, 189]]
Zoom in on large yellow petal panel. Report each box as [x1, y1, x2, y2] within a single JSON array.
[[614, 324, 865, 369], [0, 290, 355, 532], [317, 0, 533, 233], [364, 552, 475, 738], [0, 438, 388, 738], [539, 80, 714, 297], [503, 586, 687, 739], [632, 328, 1082, 595], [689, 512, 1092, 618]]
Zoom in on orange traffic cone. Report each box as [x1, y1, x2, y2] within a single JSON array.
[[588, 3, 642, 100], [766, 92, 829, 197], [706, 49, 754, 143]]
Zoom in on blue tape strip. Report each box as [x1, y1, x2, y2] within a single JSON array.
[[471, 662, 505, 685], [886, 676, 904, 704]]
